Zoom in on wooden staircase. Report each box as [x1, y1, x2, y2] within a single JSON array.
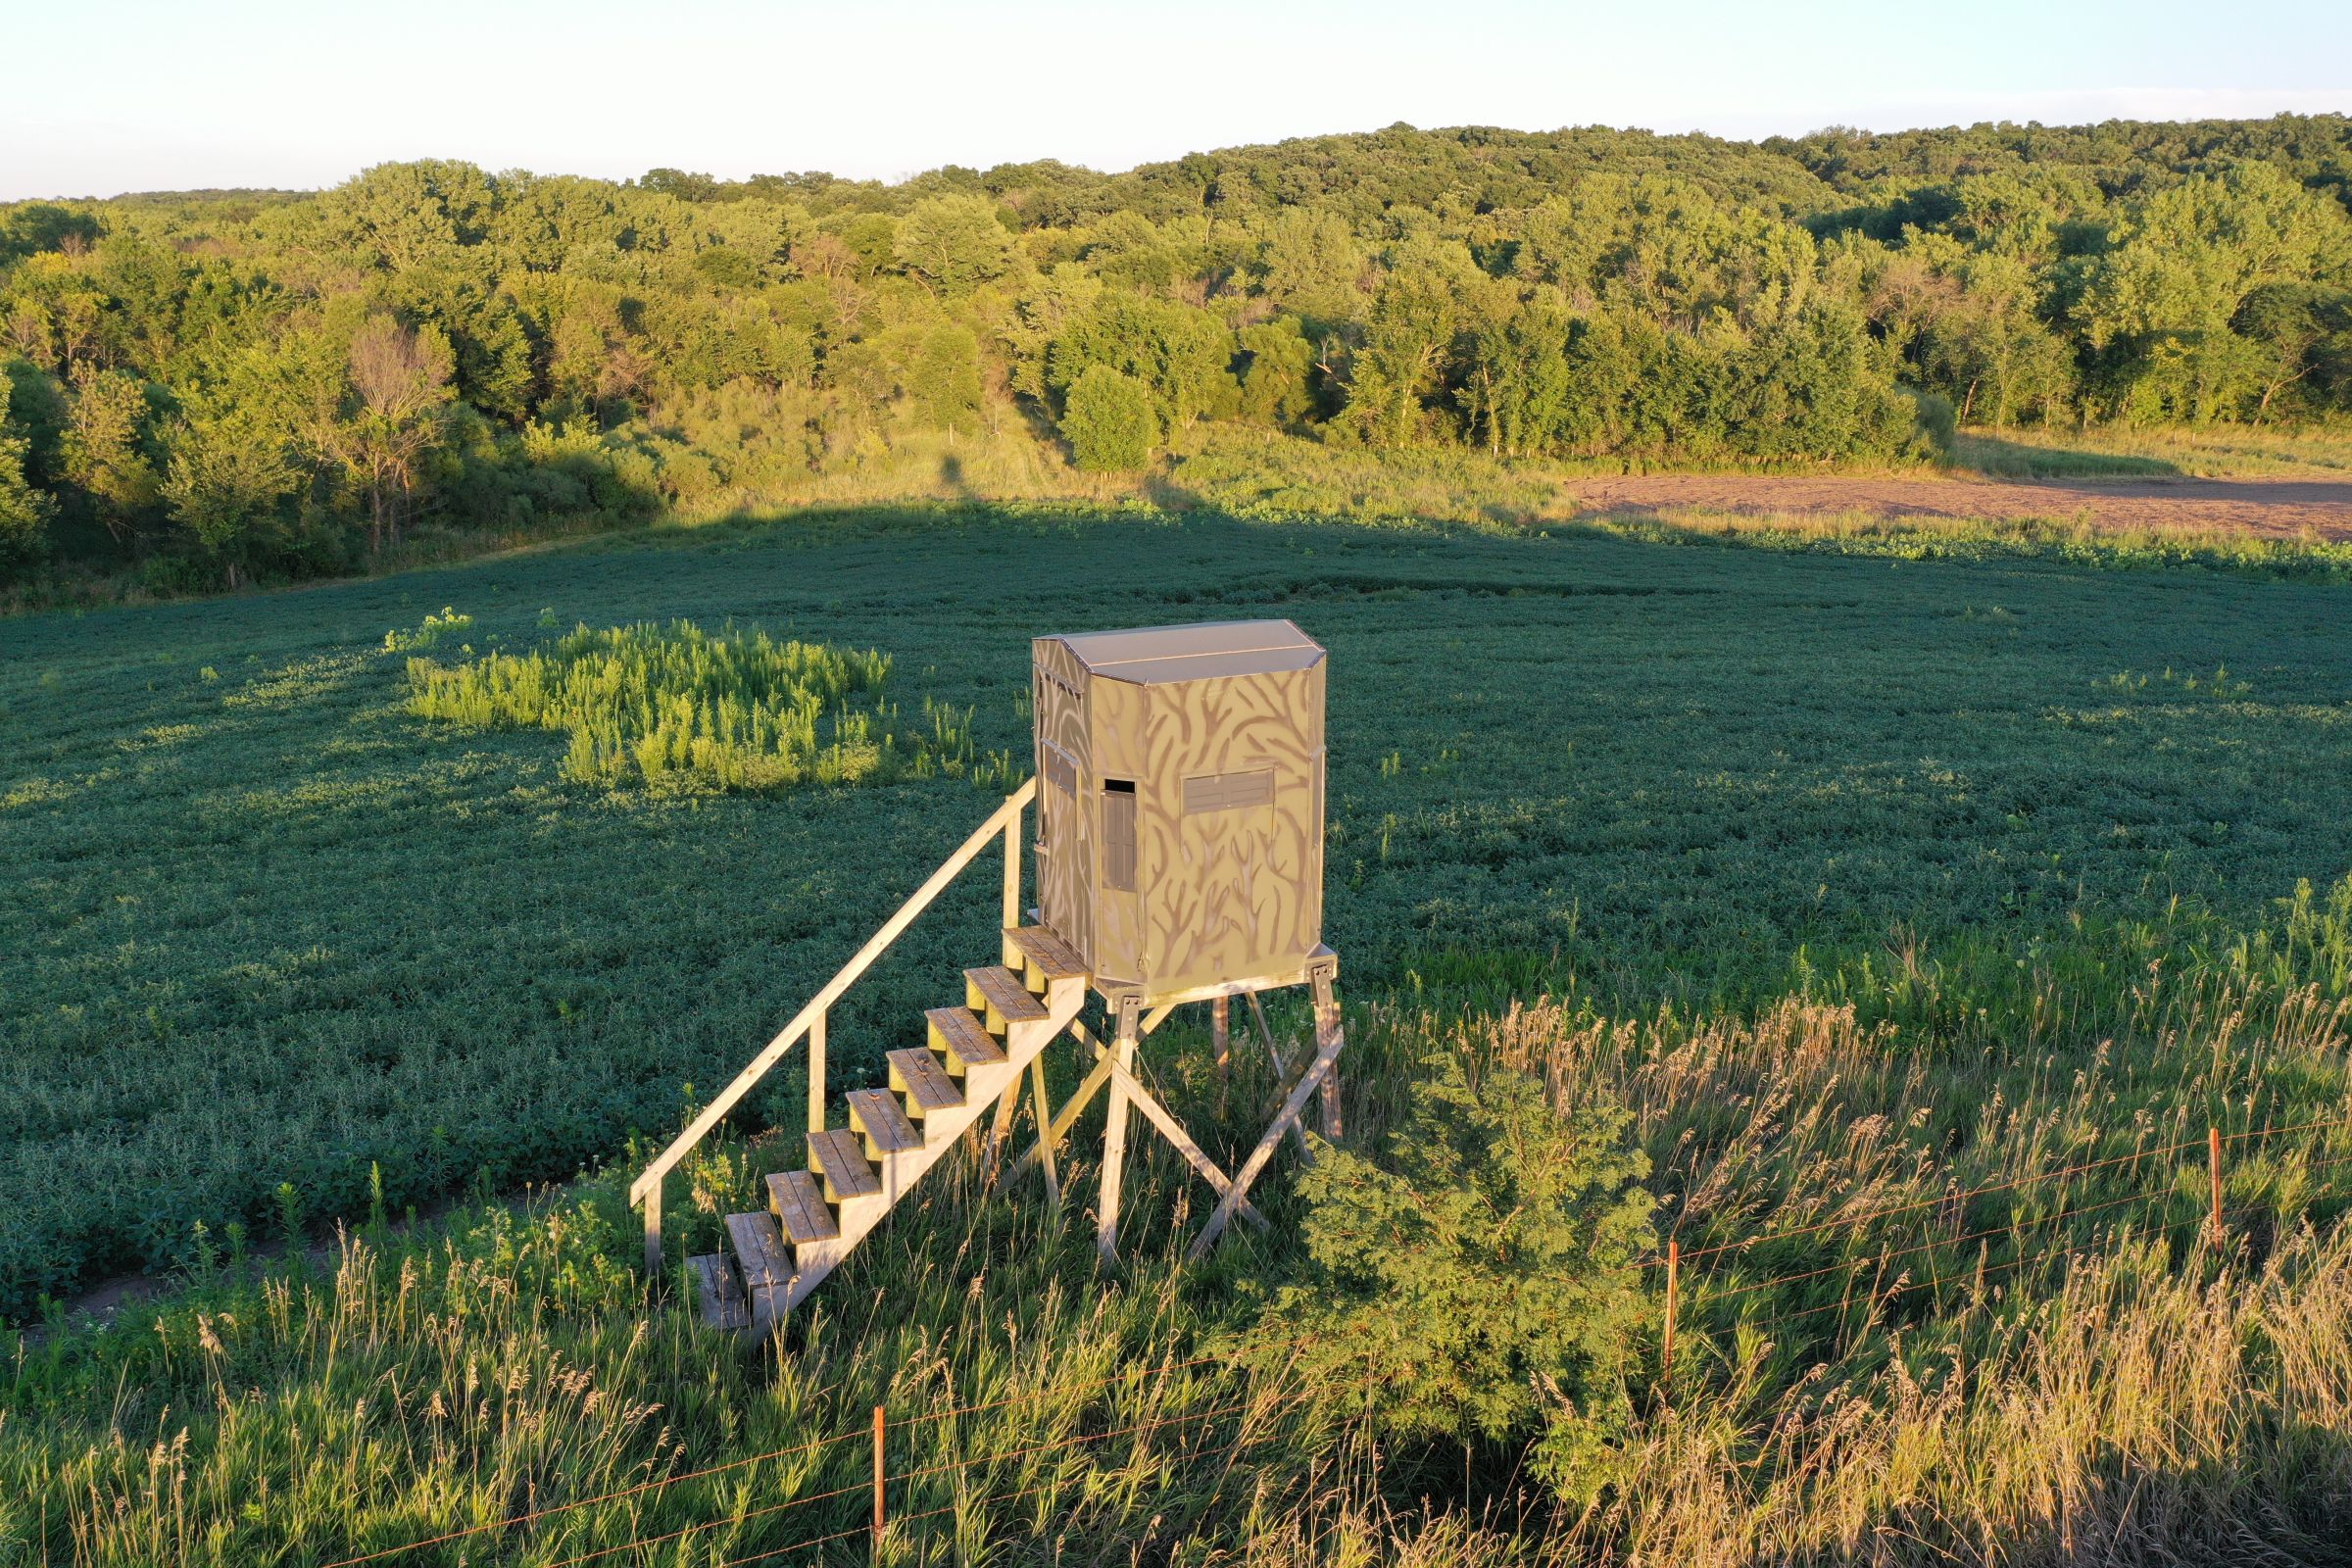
[[688, 925, 1088, 1332]]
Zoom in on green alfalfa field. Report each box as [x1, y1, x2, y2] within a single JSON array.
[[4, 502, 2352, 1565]]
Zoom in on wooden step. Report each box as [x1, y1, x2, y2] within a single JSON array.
[[887, 1048, 963, 1120], [808, 1128, 880, 1201], [725, 1211, 793, 1320], [965, 965, 1049, 1030], [1004, 925, 1088, 987], [846, 1088, 924, 1157], [926, 1005, 1006, 1074], [767, 1170, 840, 1246], [689, 1253, 751, 1331]]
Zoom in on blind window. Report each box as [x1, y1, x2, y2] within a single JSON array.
[[1182, 768, 1274, 815], [1102, 780, 1137, 891]]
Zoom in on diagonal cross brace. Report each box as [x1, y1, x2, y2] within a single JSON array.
[[1010, 1017, 1267, 1230], [1009, 1018, 1118, 1177], [1097, 1051, 1267, 1230], [1188, 1024, 1343, 1261]]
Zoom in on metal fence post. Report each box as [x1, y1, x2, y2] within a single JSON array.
[[1663, 1238, 1679, 1386], [2209, 1125, 2225, 1244], [871, 1403, 886, 1552]]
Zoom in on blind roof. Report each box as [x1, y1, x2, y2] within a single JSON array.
[[1043, 619, 1325, 685]]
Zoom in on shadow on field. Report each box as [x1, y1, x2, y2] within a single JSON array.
[[1914, 1439, 2352, 1566], [1952, 431, 2184, 479]]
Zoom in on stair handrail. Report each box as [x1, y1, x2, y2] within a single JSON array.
[[631, 776, 1036, 1276]]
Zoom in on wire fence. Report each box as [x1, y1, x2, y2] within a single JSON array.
[[319, 1114, 2351, 1567]]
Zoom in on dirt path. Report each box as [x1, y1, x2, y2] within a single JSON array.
[[1560, 473, 2352, 542]]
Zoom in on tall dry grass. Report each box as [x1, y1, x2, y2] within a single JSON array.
[[7, 884, 2351, 1564], [1576, 1232, 2352, 1565]]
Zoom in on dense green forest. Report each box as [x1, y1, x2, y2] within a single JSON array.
[[3, 116, 2350, 590]]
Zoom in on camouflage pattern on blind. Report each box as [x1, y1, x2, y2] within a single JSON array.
[[1032, 621, 1325, 1000], [1182, 768, 1275, 814]]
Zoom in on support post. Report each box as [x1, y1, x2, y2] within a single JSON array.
[[1211, 996, 1231, 1116], [870, 1404, 886, 1549], [1244, 990, 1312, 1164], [1029, 1053, 1061, 1205], [642, 1172, 662, 1278], [808, 1007, 827, 1137], [1310, 966, 1344, 1141], [1011, 1029, 1114, 1178], [984, 1056, 1022, 1179], [1662, 1238, 1679, 1386], [1246, 992, 1281, 1070], [1003, 805, 1021, 932], [2209, 1124, 2225, 1245], [1096, 996, 1143, 1261], [1099, 1051, 1267, 1228]]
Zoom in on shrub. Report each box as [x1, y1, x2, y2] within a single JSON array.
[[1059, 366, 1156, 471], [1246, 1054, 1655, 1504], [1906, 388, 1959, 458]]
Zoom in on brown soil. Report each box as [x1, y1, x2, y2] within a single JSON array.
[[1560, 473, 2352, 543]]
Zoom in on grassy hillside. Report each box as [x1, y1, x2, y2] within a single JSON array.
[[3, 505, 2351, 1562]]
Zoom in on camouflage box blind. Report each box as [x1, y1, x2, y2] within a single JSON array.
[[1031, 620, 1327, 1000]]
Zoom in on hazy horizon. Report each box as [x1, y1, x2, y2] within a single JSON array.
[[4, 0, 2347, 202], [15, 103, 2352, 206]]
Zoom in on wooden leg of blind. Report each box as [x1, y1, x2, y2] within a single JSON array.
[[1095, 998, 1142, 1261]]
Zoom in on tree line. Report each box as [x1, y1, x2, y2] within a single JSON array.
[[3, 116, 2349, 590]]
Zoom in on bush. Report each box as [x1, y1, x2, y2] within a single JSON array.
[[1059, 366, 1156, 471], [1245, 1054, 1655, 1504], [1906, 388, 1959, 458]]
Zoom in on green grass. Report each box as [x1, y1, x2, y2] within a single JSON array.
[[14, 419, 2352, 620], [4, 501, 2352, 1561], [4, 504, 2350, 1319]]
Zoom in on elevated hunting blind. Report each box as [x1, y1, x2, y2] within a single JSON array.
[[1031, 619, 1328, 1004], [643, 617, 1345, 1333]]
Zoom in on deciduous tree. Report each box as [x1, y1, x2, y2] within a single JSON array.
[[309, 315, 456, 550], [894, 196, 1016, 297], [0, 369, 50, 570], [61, 367, 160, 542], [162, 405, 298, 587], [1059, 365, 1153, 469]]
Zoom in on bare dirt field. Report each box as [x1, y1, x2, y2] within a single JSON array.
[[1561, 473, 2352, 541]]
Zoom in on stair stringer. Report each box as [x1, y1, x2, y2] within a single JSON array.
[[774, 974, 1085, 1317]]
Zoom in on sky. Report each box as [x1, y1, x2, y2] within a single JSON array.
[[3, 0, 2349, 200]]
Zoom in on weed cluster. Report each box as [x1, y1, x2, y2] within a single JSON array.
[[406, 618, 1013, 791]]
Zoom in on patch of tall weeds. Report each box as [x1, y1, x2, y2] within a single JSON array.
[[405, 618, 1015, 791]]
